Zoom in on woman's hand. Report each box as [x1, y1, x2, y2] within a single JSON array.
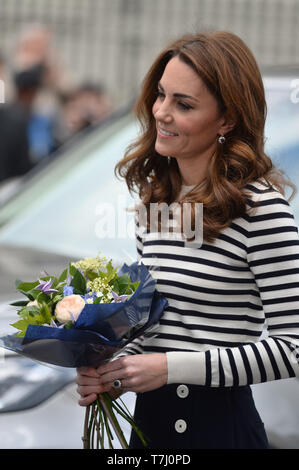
[[75, 366, 121, 406], [96, 353, 168, 394], [75, 353, 167, 405]]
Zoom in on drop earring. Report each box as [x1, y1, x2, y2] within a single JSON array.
[[218, 135, 226, 144]]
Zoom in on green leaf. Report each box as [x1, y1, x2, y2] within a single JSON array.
[[10, 300, 29, 307], [18, 306, 40, 318], [112, 273, 131, 295], [36, 292, 51, 304], [40, 303, 52, 324], [51, 293, 63, 304], [70, 268, 86, 294], [15, 279, 23, 289], [69, 263, 79, 277], [16, 290, 35, 301], [16, 280, 39, 292], [10, 319, 28, 336], [58, 268, 68, 283], [85, 271, 98, 281], [15, 331, 25, 337], [16, 286, 41, 301], [130, 281, 140, 292], [10, 311, 45, 336], [10, 319, 30, 331], [10, 301, 55, 336], [106, 260, 118, 283]]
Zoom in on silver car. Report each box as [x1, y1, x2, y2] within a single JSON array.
[[0, 71, 298, 449]]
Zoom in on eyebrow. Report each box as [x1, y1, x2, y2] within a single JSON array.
[[158, 81, 198, 102]]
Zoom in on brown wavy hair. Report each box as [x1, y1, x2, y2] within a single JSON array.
[[115, 30, 296, 243]]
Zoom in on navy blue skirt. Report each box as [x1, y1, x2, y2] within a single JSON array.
[[129, 383, 270, 449]]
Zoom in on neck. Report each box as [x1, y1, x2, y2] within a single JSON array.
[[175, 146, 215, 186], [178, 164, 207, 186]]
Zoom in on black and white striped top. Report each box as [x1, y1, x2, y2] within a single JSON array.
[[122, 179, 299, 387]]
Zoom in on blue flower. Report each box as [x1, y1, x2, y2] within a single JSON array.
[[84, 292, 97, 303], [63, 285, 74, 296]]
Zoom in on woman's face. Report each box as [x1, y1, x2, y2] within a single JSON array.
[[152, 56, 226, 169]]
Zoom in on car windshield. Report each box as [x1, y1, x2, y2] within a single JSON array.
[[0, 75, 298, 263]]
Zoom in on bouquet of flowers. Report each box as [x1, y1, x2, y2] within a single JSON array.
[[1, 253, 168, 449]]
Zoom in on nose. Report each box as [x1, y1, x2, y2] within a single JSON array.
[[153, 98, 173, 123]]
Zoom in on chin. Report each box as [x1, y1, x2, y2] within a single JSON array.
[[155, 143, 172, 158]]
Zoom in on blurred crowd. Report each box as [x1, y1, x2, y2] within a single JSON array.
[[0, 24, 113, 185]]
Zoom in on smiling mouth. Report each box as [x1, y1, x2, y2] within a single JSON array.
[[158, 127, 179, 137]]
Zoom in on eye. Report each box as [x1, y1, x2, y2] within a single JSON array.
[[178, 101, 193, 111], [156, 90, 165, 100]]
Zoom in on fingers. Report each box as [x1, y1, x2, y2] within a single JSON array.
[[76, 366, 100, 378], [75, 374, 101, 386], [97, 358, 124, 375], [75, 366, 113, 406], [75, 370, 112, 392], [76, 358, 135, 406], [78, 387, 124, 406], [76, 381, 113, 407], [78, 393, 98, 407], [97, 357, 145, 392], [99, 371, 126, 387]]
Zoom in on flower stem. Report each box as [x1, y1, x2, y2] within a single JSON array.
[[82, 405, 91, 449], [82, 393, 147, 449], [99, 394, 129, 449], [111, 398, 148, 446]]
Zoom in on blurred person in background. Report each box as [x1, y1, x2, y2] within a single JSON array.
[[61, 82, 112, 139], [11, 24, 72, 163], [0, 51, 32, 184]]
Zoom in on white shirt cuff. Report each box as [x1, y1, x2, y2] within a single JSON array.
[[166, 351, 207, 385]]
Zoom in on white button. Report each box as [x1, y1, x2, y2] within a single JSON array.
[[175, 419, 187, 433], [176, 384, 189, 398]]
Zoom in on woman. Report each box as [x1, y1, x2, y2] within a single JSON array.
[[76, 31, 299, 449]]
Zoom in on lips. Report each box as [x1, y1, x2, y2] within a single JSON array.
[[157, 127, 179, 137]]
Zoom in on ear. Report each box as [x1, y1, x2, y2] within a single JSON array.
[[218, 114, 235, 135]]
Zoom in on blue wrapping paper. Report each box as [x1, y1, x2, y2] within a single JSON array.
[[1, 262, 168, 367]]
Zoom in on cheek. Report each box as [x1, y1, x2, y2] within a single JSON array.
[[177, 119, 199, 137], [182, 115, 215, 138]]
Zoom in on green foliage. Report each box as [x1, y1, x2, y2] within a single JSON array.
[[15, 280, 39, 291], [10, 303, 54, 337], [10, 300, 29, 307], [58, 268, 68, 283], [70, 267, 86, 294], [112, 273, 139, 296], [105, 260, 118, 284]]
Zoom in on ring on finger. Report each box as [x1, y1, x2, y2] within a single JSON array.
[[112, 379, 123, 389]]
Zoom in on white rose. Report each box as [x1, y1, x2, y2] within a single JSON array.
[[55, 294, 85, 323]]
